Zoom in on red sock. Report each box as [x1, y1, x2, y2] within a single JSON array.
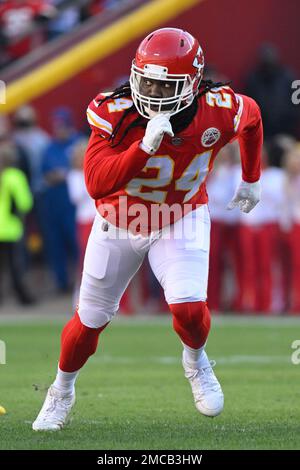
[[169, 301, 211, 349], [59, 311, 109, 372]]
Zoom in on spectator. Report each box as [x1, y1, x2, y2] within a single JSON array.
[[237, 146, 285, 313], [245, 44, 299, 139], [41, 107, 80, 293], [12, 105, 51, 271], [0, 114, 30, 180], [0, 116, 11, 148], [13, 105, 50, 195], [67, 137, 95, 306], [0, 0, 56, 66], [280, 143, 300, 313], [47, 0, 81, 40], [0, 140, 34, 305], [67, 137, 95, 273], [206, 142, 241, 312]]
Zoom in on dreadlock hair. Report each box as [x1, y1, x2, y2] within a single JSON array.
[[97, 78, 231, 147], [198, 79, 231, 96]]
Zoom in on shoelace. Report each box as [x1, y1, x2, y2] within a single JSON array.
[[187, 360, 220, 398], [42, 392, 72, 423]]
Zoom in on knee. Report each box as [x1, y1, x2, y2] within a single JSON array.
[[78, 303, 116, 329], [165, 280, 205, 304], [78, 273, 118, 328]]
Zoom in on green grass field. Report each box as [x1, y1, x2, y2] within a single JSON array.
[[0, 315, 299, 450]]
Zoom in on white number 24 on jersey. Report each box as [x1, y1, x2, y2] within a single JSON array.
[[126, 151, 213, 203], [205, 87, 232, 108]]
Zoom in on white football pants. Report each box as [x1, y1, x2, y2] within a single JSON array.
[[78, 205, 211, 328]]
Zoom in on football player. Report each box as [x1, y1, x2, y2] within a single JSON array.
[[33, 28, 262, 431]]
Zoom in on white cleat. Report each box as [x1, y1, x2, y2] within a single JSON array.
[[32, 385, 75, 431], [183, 351, 224, 417]]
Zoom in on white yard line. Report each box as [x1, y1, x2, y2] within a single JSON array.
[[89, 354, 291, 365], [1, 313, 300, 327]]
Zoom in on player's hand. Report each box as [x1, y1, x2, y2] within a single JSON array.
[[141, 113, 174, 154], [227, 180, 261, 213]]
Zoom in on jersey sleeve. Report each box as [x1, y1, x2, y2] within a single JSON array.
[[233, 93, 263, 183], [86, 93, 114, 139], [84, 131, 151, 200], [86, 93, 134, 139]]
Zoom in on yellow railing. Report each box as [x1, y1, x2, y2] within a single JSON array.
[[1, 0, 202, 114]]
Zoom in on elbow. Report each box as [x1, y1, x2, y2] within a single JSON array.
[[84, 167, 118, 199], [85, 178, 112, 199], [84, 158, 108, 200], [84, 158, 119, 199], [84, 167, 104, 199], [86, 184, 105, 200]]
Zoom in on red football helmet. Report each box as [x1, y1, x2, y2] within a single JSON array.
[[130, 28, 204, 119]]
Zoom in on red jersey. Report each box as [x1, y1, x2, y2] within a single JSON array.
[[84, 87, 262, 233]]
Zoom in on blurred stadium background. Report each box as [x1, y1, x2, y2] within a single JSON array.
[[0, 0, 300, 450]]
